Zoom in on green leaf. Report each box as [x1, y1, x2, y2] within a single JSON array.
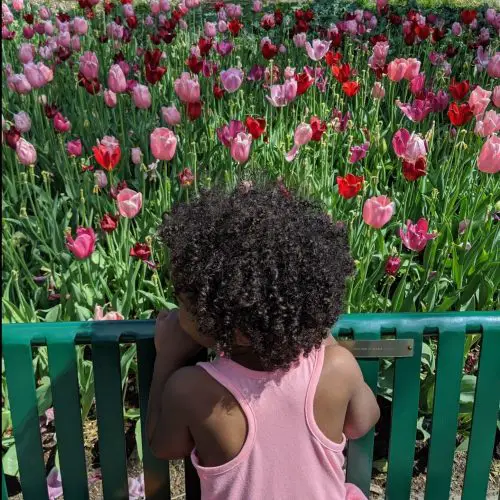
[[36, 377, 52, 416], [44, 304, 61, 323], [459, 375, 476, 415], [435, 294, 458, 312], [458, 274, 482, 307], [2, 410, 12, 434], [416, 416, 430, 442], [135, 418, 143, 463], [2, 443, 19, 476]]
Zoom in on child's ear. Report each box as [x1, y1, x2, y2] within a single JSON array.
[[234, 329, 251, 346]]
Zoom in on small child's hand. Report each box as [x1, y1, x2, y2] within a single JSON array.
[[155, 309, 202, 359]]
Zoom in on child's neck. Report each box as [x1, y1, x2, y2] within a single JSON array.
[[229, 345, 268, 371]]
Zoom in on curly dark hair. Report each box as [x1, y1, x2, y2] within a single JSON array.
[[158, 182, 355, 371]]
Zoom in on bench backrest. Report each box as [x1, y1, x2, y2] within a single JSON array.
[[2, 312, 499, 500]]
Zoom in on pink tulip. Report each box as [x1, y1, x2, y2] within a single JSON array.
[[122, 4, 134, 17], [487, 53, 500, 78], [161, 105, 181, 126], [18, 43, 35, 64], [131, 148, 142, 165], [174, 72, 200, 103], [160, 0, 170, 11], [252, 0, 262, 12], [468, 86, 492, 116], [12, 0, 23, 12], [39, 6, 51, 20], [7, 74, 32, 94], [486, 8, 497, 24], [66, 227, 97, 260], [217, 120, 245, 147], [405, 134, 427, 162], [474, 111, 500, 137], [397, 98, 432, 123], [150, 0, 160, 14], [217, 20, 228, 33], [363, 196, 395, 229], [185, 0, 200, 8], [13, 112, 31, 133], [71, 35, 81, 51], [104, 89, 117, 108], [132, 84, 152, 109], [107, 21, 123, 40], [178, 19, 188, 30], [79, 51, 99, 81], [93, 305, 124, 321], [23, 62, 53, 89], [478, 135, 500, 173], [57, 31, 71, 49], [493, 86, 500, 108], [44, 21, 54, 36], [399, 219, 437, 252], [15, 138, 37, 165], [368, 41, 389, 69], [409, 73, 425, 95], [53, 113, 71, 133], [226, 3, 242, 18], [108, 64, 127, 93], [230, 132, 252, 164], [66, 139, 82, 157], [73, 17, 88, 35], [392, 128, 411, 157], [220, 68, 244, 93], [94, 170, 108, 189], [387, 58, 409, 82], [285, 123, 313, 162], [150, 127, 177, 161], [451, 22, 462, 36], [293, 33, 307, 48], [371, 82, 385, 99], [117, 188, 143, 218], [204, 21, 216, 37], [305, 39, 331, 61], [266, 80, 297, 107], [404, 58, 421, 80], [284, 67, 296, 80]]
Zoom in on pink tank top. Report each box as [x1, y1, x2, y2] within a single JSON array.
[[191, 344, 367, 500]]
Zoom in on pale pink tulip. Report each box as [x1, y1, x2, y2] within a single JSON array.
[[400, 219, 437, 252], [107, 64, 127, 93], [93, 305, 124, 321], [204, 21, 216, 37], [39, 6, 51, 20], [252, 0, 262, 12], [104, 89, 117, 108], [18, 43, 35, 64], [474, 111, 500, 137], [468, 86, 492, 116], [362, 196, 395, 229], [131, 148, 142, 165], [16, 138, 37, 165], [13, 112, 31, 133], [132, 84, 152, 109], [293, 33, 307, 48], [79, 51, 99, 81], [12, 0, 23, 12], [161, 105, 181, 126], [387, 58, 409, 82], [284, 66, 296, 79], [174, 72, 200, 103], [230, 132, 252, 164], [220, 68, 244, 93], [226, 3, 241, 18], [150, 127, 177, 161], [478, 135, 500, 173], [404, 58, 421, 80], [73, 17, 88, 35], [160, 0, 170, 11], [285, 123, 313, 162], [66, 228, 96, 260], [371, 82, 385, 99], [23, 62, 53, 89], [305, 39, 331, 61], [94, 170, 108, 189], [217, 20, 228, 33], [266, 80, 297, 107], [7, 74, 32, 94], [117, 188, 143, 218]]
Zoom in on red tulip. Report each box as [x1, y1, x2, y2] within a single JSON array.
[[331, 63, 350, 83], [448, 79, 469, 101], [245, 116, 266, 139], [228, 19, 242, 36], [460, 9, 476, 25], [4, 126, 21, 149], [186, 54, 203, 74], [342, 81, 360, 97], [213, 83, 225, 99], [274, 9, 283, 25], [325, 50, 342, 68], [447, 102, 473, 126], [44, 103, 58, 119], [186, 101, 202, 121], [100, 213, 119, 233], [402, 158, 427, 181], [295, 72, 314, 96], [130, 242, 151, 261], [385, 256, 401, 276], [198, 36, 212, 56], [144, 48, 167, 85], [126, 15, 137, 29], [310, 116, 326, 141], [92, 137, 121, 171], [337, 173, 364, 199], [261, 41, 278, 60], [178, 167, 194, 186]]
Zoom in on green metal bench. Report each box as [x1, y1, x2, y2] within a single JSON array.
[[2, 312, 499, 499]]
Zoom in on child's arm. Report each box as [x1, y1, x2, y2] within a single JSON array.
[[146, 310, 203, 459]]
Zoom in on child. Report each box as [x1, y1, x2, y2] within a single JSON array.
[[146, 184, 380, 500]]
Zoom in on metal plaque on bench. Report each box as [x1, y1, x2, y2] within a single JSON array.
[[337, 339, 414, 358]]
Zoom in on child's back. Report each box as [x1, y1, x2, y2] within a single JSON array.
[[147, 184, 379, 499]]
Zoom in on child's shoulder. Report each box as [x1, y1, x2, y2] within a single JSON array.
[[320, 342, 365, 391]]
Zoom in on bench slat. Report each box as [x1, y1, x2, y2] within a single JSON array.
[[386, 328, 423, 500], [3, 342, 49, 500], [136, 338, 172, 500], [345, 328, 380, 496], [46, 336, 89, 500], [92, 339, 129, 499], [424, 329, 465, 500], [461, 324, 500, 500]]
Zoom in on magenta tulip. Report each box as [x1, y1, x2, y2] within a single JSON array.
[[150, 127, 177, 161], [117, 188, 143, 218], [15, 138, 37, 165], [399, 219, 437, 252], [66, 227, 97, 260], [66, 139, 82, 157], [362, 196, 395, 229], [53, 113, 71, 133]]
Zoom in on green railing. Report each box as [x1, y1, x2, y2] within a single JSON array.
[[2, 312, 499, 499]]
